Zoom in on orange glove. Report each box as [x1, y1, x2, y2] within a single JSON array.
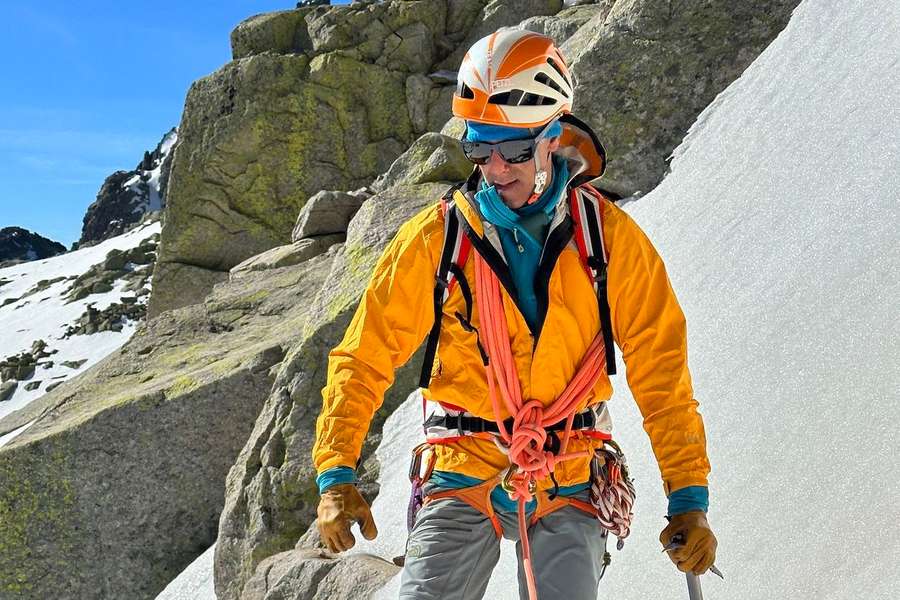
[[316, 483, 378, 553], [659, 511, 718, 574]]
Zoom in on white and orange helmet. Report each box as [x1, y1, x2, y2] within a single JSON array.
[[452, 29, 574, 128]]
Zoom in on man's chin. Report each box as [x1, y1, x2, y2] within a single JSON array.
[[496, 186, 526, 208]]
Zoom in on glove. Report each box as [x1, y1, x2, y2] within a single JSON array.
[[316, 483, 378, 553], [659, 511, 718, 574]]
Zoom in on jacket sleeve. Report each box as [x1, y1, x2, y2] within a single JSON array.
[[605, 203, 711, 495], [312, 204, 443, 475]]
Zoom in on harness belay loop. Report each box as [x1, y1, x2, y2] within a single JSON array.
[[589, 439, 637, 550]]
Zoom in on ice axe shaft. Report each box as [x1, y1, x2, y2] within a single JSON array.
[[686, 573, 703, 600], [666, 532, 723, 598]]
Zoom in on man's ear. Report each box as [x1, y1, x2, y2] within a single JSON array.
[[547, 137, 560, 152]]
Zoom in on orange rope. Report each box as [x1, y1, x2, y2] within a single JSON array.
[[473, 252, 608, 600]]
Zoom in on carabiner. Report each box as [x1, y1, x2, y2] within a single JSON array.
[[408, 442, 435, 483]]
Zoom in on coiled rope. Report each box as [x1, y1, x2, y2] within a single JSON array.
[[473, 251, 609, 600]]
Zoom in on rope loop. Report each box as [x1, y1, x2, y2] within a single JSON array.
[[472, 250, 611, 600]]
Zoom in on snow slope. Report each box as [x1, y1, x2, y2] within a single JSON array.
[[162, 0, 900, 597], [0, 220, 161, 437]]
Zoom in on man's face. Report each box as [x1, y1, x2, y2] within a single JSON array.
[[478, 136, 560, 209]]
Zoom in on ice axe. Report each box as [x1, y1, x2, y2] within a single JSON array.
[[663, 533, 724, 599]]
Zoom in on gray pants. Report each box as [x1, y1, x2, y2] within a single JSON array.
[[398, 488, 608, 600]]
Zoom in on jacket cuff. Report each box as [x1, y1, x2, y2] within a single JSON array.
[[667, 485, 709, 516], [316, 466, 357, 494]]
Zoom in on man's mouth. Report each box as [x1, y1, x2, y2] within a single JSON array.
[[494, 180, 515, 190]]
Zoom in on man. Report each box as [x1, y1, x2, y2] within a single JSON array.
[[313, 28, 717, 600]]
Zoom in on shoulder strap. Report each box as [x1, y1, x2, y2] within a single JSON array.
[[570, 185, 617, 376], [418, 188, 472, 390]]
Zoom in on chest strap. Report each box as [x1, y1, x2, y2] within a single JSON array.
[[425, 407, 598, 436]]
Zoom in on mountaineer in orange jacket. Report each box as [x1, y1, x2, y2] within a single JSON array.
[[313, 28, 717, 600]]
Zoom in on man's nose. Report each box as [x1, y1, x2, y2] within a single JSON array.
[[484, 148, 509, 171]]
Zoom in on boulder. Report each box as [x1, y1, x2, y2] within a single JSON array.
[[372, 132, 472, 193], [292, 189, 371, 240], [434, 0, 565, 70], [231, 9, 316, 59], [230, 235, 345, 277], [304, 1, 447, 68], [520, 2, 611, 44], [3, 1, 801, 598], [0, 381, 15, 402], [406, 73, 435, 134], [240, 548, 400, 600], [61, 360, 88, 370]]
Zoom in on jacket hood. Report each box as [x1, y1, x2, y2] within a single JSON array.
[[556, 112, 606, 185]]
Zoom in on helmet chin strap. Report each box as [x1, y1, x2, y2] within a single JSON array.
[[526, 149, 548, 205]]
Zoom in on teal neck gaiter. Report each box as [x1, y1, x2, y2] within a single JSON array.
[[474, 155, 569, 331]]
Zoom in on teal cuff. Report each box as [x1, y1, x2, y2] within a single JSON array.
[[316, 466, 357, 494], [667, 485, 709, 516]]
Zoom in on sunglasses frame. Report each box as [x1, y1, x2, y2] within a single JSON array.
[[460, 120, 557, 165]]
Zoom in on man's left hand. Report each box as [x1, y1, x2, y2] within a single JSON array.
[[659, 511, 718, 574]]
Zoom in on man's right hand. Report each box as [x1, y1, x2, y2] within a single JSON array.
[[316, 483, 378, 553]]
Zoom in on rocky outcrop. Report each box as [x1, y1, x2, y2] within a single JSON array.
[[0, 340, 57, 387], [62, 299, 147, 337], [65, 233, 159, 303], [78, 129, 177, 247], [0, 227, 66, 267], [0, 247, 335, 599], [213, 134, 461, 598], [148, 0, 562, 318], [561, 0, 800, 196]]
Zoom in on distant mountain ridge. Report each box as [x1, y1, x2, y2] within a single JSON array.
[[0, 227, 66, 267], [77, 127, 178, 247]]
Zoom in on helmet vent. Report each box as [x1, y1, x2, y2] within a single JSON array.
[[488, 91, 511, 104], [546, 57, 571, 88], [488, 89, 525, 105], [534, 72, 568, 99], [458, 82, 475, 100], [520, 92, 556, 106]]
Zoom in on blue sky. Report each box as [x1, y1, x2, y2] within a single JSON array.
[[0, 2, 347, 248]]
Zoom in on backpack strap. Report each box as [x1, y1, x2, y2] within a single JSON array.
[[418, 187, 472, 391], [570, 185, 617, 376]]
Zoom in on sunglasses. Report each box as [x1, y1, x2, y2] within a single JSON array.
[[460, 121, 556, 165]]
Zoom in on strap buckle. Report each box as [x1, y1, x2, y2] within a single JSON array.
[[500, 464, 536, 496]]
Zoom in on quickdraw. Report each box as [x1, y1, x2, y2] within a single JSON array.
[[589, 439, 637, 550], [406, 442, 436, 532]]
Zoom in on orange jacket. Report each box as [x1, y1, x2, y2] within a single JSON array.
[[313, 117, 710, 496]]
